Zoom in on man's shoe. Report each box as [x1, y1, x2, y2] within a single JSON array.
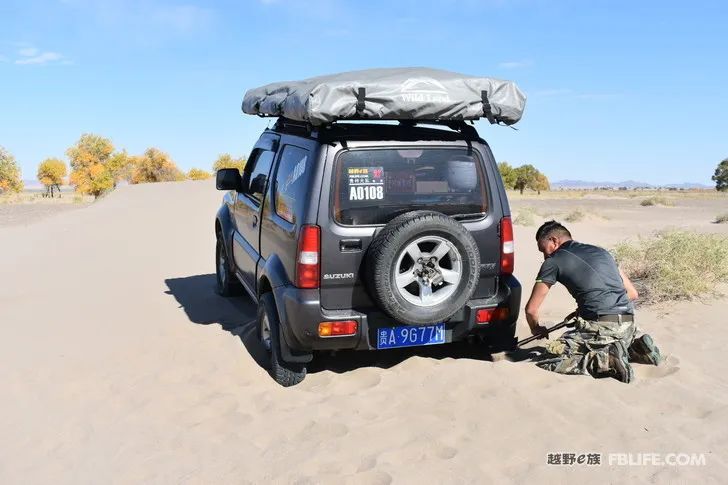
[[629, 334, 662, 366], [608, 341, 634, 384]]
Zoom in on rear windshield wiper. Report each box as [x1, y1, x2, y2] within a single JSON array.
[[450, 212, 486, 221]]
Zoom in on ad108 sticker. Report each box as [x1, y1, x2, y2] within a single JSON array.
[[348, 166, 384, 201]]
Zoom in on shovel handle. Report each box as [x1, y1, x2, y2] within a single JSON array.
[[517, 319, 571, 347]]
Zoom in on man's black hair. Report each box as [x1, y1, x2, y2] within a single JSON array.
[[535, 220, 572, 242]]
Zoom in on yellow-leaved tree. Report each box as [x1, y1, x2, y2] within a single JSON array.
[[37, 158, 67, 198], [534, 172, 550, 195], [188, 168, 212, 180], [212, 153, 246, 173], [107, 150, 136, 187], [67, 134, 115, 198], [131, 148, 185, 184], [0, 145, 24, 194]]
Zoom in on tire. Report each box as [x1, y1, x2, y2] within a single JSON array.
[[366, 211, 480, 325], [215, 237, 243, 297], [258, 293, 307, 387]]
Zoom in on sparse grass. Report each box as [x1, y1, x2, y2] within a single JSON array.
[[640, 196, 673, 207], [564, 209, 585, 223], [1, 189, 92, 205], [508, 189, 728, 201], [514, 206, 537, 226], [715, 213, 728, 224], [614, 230, 728, 303]]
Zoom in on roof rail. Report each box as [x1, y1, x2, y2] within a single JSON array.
[[272, 117, 317, 137]]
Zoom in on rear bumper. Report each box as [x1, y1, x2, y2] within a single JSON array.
[[274, 274, 521, 354]]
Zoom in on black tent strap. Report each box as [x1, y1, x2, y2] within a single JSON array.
[[356, 87, 366, 115], [481, 90, 496, 125]]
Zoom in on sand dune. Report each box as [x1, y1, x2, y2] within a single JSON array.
[[1, 181, 726, 483]]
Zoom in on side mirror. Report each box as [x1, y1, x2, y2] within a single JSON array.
[[216, 168, 242, 191], [250, 173, 267, 196]]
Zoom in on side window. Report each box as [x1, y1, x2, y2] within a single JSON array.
[[274, 145, 310, 224], [243, 150, 275, 202]]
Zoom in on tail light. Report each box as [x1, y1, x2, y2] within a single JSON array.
[[476, 307, 510, 324], [296, 225, 320, 289], [476, 308, 494, 323], [318, 320, 358, 337], [500, 216, 514, 275]]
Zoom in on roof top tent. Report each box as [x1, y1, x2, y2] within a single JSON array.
[[241, 67, 526, 127]]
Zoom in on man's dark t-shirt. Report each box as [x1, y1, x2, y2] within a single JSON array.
[[536, 240, 633, 320]]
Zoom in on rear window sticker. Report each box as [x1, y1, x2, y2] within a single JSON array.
[[348, 166, 385, 201]]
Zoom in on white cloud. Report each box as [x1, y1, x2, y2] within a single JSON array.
[[530, 89, 622, 100], [60, 1, 214, 33], [18, 47, 39, 57], [532, 88, 573, 97], [151, 4, 214, 32], [498, 59, 533, 69], [15, 49, 64, 65], [575, 93, 622, 100]]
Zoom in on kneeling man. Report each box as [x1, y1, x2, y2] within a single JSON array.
[[524, 221, 661, 383]]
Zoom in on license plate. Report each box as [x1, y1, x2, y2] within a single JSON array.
[[376, 323, 445, 349]]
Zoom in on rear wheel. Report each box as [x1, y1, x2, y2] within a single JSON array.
[[258, 293, 306, 387], [216, 237, 242, 296]]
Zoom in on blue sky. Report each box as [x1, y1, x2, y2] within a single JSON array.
[[2, 0, 726, 184]]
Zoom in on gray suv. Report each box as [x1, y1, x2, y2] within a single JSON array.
[[215, 118, 521, 386]]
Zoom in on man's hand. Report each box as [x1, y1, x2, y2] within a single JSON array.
[[530, 324, 550, 339]]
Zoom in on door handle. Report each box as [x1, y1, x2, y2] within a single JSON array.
[[340, 238, 362, 252], [252, 215, 258, 227]]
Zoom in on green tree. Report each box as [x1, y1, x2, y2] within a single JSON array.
[[212, 153, 246, 173], [131, 148, 185, 184], [37, 158, 67, 198], [713, 158, 728, 192], [498, 161, 517, 189], [0, 146, 24, 194], [188, 168, 212, 180], [67, 133, 115, 198], [513, 164, 539, 194]]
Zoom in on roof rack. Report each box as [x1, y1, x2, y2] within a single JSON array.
[[271, 117, 483, 143]]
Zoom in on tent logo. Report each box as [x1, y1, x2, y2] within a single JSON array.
[[399, 77, 450, 103]]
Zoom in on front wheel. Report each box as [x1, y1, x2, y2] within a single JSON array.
[[258, 293, 306, 387], [216, 237, 242, 296]]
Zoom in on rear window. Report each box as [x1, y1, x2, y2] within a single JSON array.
[[333, 148, 487, 225]]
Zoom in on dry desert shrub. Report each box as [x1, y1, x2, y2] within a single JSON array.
[[188, 168, 212, 180], [514, 206, 537, 226], [614, 231, 728, 303], [715, 213, 728, 224], [564, 209, 585, 222], [640, 196, 673, 207]]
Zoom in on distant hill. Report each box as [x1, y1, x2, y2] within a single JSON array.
[[23, 179, 43, 189], [551, 180, 713, 190]]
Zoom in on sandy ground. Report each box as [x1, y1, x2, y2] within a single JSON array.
[[1, 180, 727, 484], [0, 203, 88, 227], [0, 189, 91, 227]]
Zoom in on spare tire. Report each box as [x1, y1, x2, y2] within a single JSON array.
[[366, 211, 480, 325]]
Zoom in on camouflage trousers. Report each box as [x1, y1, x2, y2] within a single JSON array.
[[536, 317, 638, 377]]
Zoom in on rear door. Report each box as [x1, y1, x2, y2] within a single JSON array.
[[318, 142, 501, 311], [231, 134, 278, 292]]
